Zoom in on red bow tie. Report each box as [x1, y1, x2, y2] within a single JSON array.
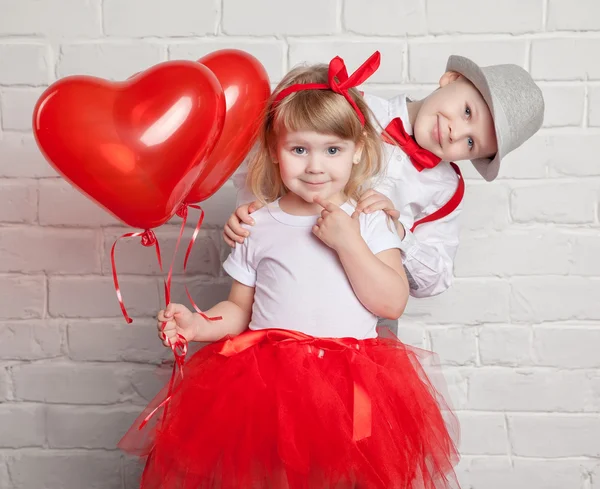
[[382, 117, 442, 172]]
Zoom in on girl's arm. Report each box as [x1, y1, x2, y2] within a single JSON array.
[[336, 242, 409, 320], [191, 281, 254, 342], [312, 197, 409, 320]]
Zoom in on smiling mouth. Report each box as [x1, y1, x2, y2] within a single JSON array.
[[303, 181, 329, 186], [435, 116, 442, 148]]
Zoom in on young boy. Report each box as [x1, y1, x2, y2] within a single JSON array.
[[224, 54, 544, 300]]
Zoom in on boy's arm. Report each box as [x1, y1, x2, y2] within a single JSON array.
[[397, 204, 461, 298]]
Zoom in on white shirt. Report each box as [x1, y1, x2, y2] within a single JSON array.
[[232, 93, 462, 299], [223, 200, 403, 339]]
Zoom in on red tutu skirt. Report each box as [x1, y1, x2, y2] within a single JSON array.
[[119, 328, 460, 489]]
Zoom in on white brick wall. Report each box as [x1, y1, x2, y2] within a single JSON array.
[[0, 1, 598, 488]]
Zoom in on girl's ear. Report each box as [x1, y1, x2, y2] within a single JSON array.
[[353, 139, 365, 165]]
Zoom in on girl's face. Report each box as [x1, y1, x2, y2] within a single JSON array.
[[275, 129, 362, 205]]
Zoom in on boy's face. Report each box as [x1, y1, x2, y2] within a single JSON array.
[[413, 72, 498, 162]]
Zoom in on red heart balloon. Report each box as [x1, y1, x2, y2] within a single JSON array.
[[33, 61, 226, 229], [184, 49, 271, 204]]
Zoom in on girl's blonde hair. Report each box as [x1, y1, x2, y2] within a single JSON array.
[[247, 63, 384, 204]]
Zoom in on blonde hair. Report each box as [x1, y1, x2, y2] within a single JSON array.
[[247, 63, 384, 204]]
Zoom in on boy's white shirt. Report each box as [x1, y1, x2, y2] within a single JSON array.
[[231, 93, 462, 298]]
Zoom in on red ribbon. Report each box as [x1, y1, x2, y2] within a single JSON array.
[[272, 51, 381, 126], [218, 328, 372, 441]]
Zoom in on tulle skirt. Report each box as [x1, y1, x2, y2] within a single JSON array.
[[119, 328, 460, 489]]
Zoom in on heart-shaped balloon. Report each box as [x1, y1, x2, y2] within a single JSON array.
[[184, 49, 271, 204], [33, 61, 226, 229]]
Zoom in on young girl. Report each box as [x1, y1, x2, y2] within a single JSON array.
[[119, 52, 459, 489]]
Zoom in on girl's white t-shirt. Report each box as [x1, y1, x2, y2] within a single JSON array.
[[222, 199, 403, 339]]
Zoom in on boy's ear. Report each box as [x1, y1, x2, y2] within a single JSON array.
[[439, 71, 462, 88]]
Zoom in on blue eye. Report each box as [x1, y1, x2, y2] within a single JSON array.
[[292, 147, 306, 155], [465, 105, 471, 118], [467, 137, 474, 149], [327, 147, 340, 155]]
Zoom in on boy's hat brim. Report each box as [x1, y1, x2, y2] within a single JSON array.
[[446, 55, 544, 181]]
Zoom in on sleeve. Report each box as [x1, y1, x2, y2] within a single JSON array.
[[397, 204, 461, 298], [222, 229, 257, 287], [363, 210, 404, 256], [375, 163, 461, 299]]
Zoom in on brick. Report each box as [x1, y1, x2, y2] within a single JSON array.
[[0, 275, 45, 320], [511, 277, 600, 322], [467, 368, 594, 412], [169, 278, 232, 312], [442, 369, 469, 410], [533, 326, 600, 368], [532, 39, 600, 80], [495, 132, 548, 179], [0, 0, 102, 37], [0, 44, 50, 85], [428, 327, 477, 365], [548, 0, 600, 30], [123, 455, 145, 489], [67, 319, 166, 363], [455, 231, 571, 277], [457, 413, 507, 455], [509, 414, 600, 457], [47, 405, 140, 449], [571, 234, 600, 276], [408, 41, 526, 83], [200, 180, 240, 228], [289, 41, 404, 84], [0, 455, 8, 489], [130, 363, 168, 403], [0, 132, 58, 178], [223, 0, 337, 35], [103, 226, 220, 277], [510, 183, 596, 224], [0, 88, 44, 131], [394, 321, 426, 348], [540, 85, 584, 127], [461, 457, 587, 489], [459, 182, 510, 233], [427, 0, 542, 34], [12, 363, 151, 404], [49, 276, 159, 319], [39, 180, 121, 226], [169, 40, 285, 84], [404, 280, 510, 325], [0, 321, 63, 360], [7, 450, 122, 489], [0, 228, 100, 273], [587, 86, 600, 127], [479, 325, 531, 366], [0, 181, 37, 224], [0, 367, 11, 401], [534, 134, 600, 177], [57, 43, 164, 81], [0, 404, 45, 447], [344, 0, 426, 36], [104, 0, 217, 37]]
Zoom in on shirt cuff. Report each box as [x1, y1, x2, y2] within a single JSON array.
[[397, 227, 419, 256]]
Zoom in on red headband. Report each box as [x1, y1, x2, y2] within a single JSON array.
[[272, 51, 381, 126]]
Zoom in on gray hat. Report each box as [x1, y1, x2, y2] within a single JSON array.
[[446, 55, 544, 182]]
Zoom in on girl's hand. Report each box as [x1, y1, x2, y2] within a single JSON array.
[[312, 196, 361, 252], [356, 189, 400, 220], [157, 303, 204, 347], [223, 201, 265, 248]]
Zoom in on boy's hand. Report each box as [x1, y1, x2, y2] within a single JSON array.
[[356, 189, 400, 220], [312, 196, 361, 252], [157, 303, 203, 347], [223, 201, 265, 247]]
